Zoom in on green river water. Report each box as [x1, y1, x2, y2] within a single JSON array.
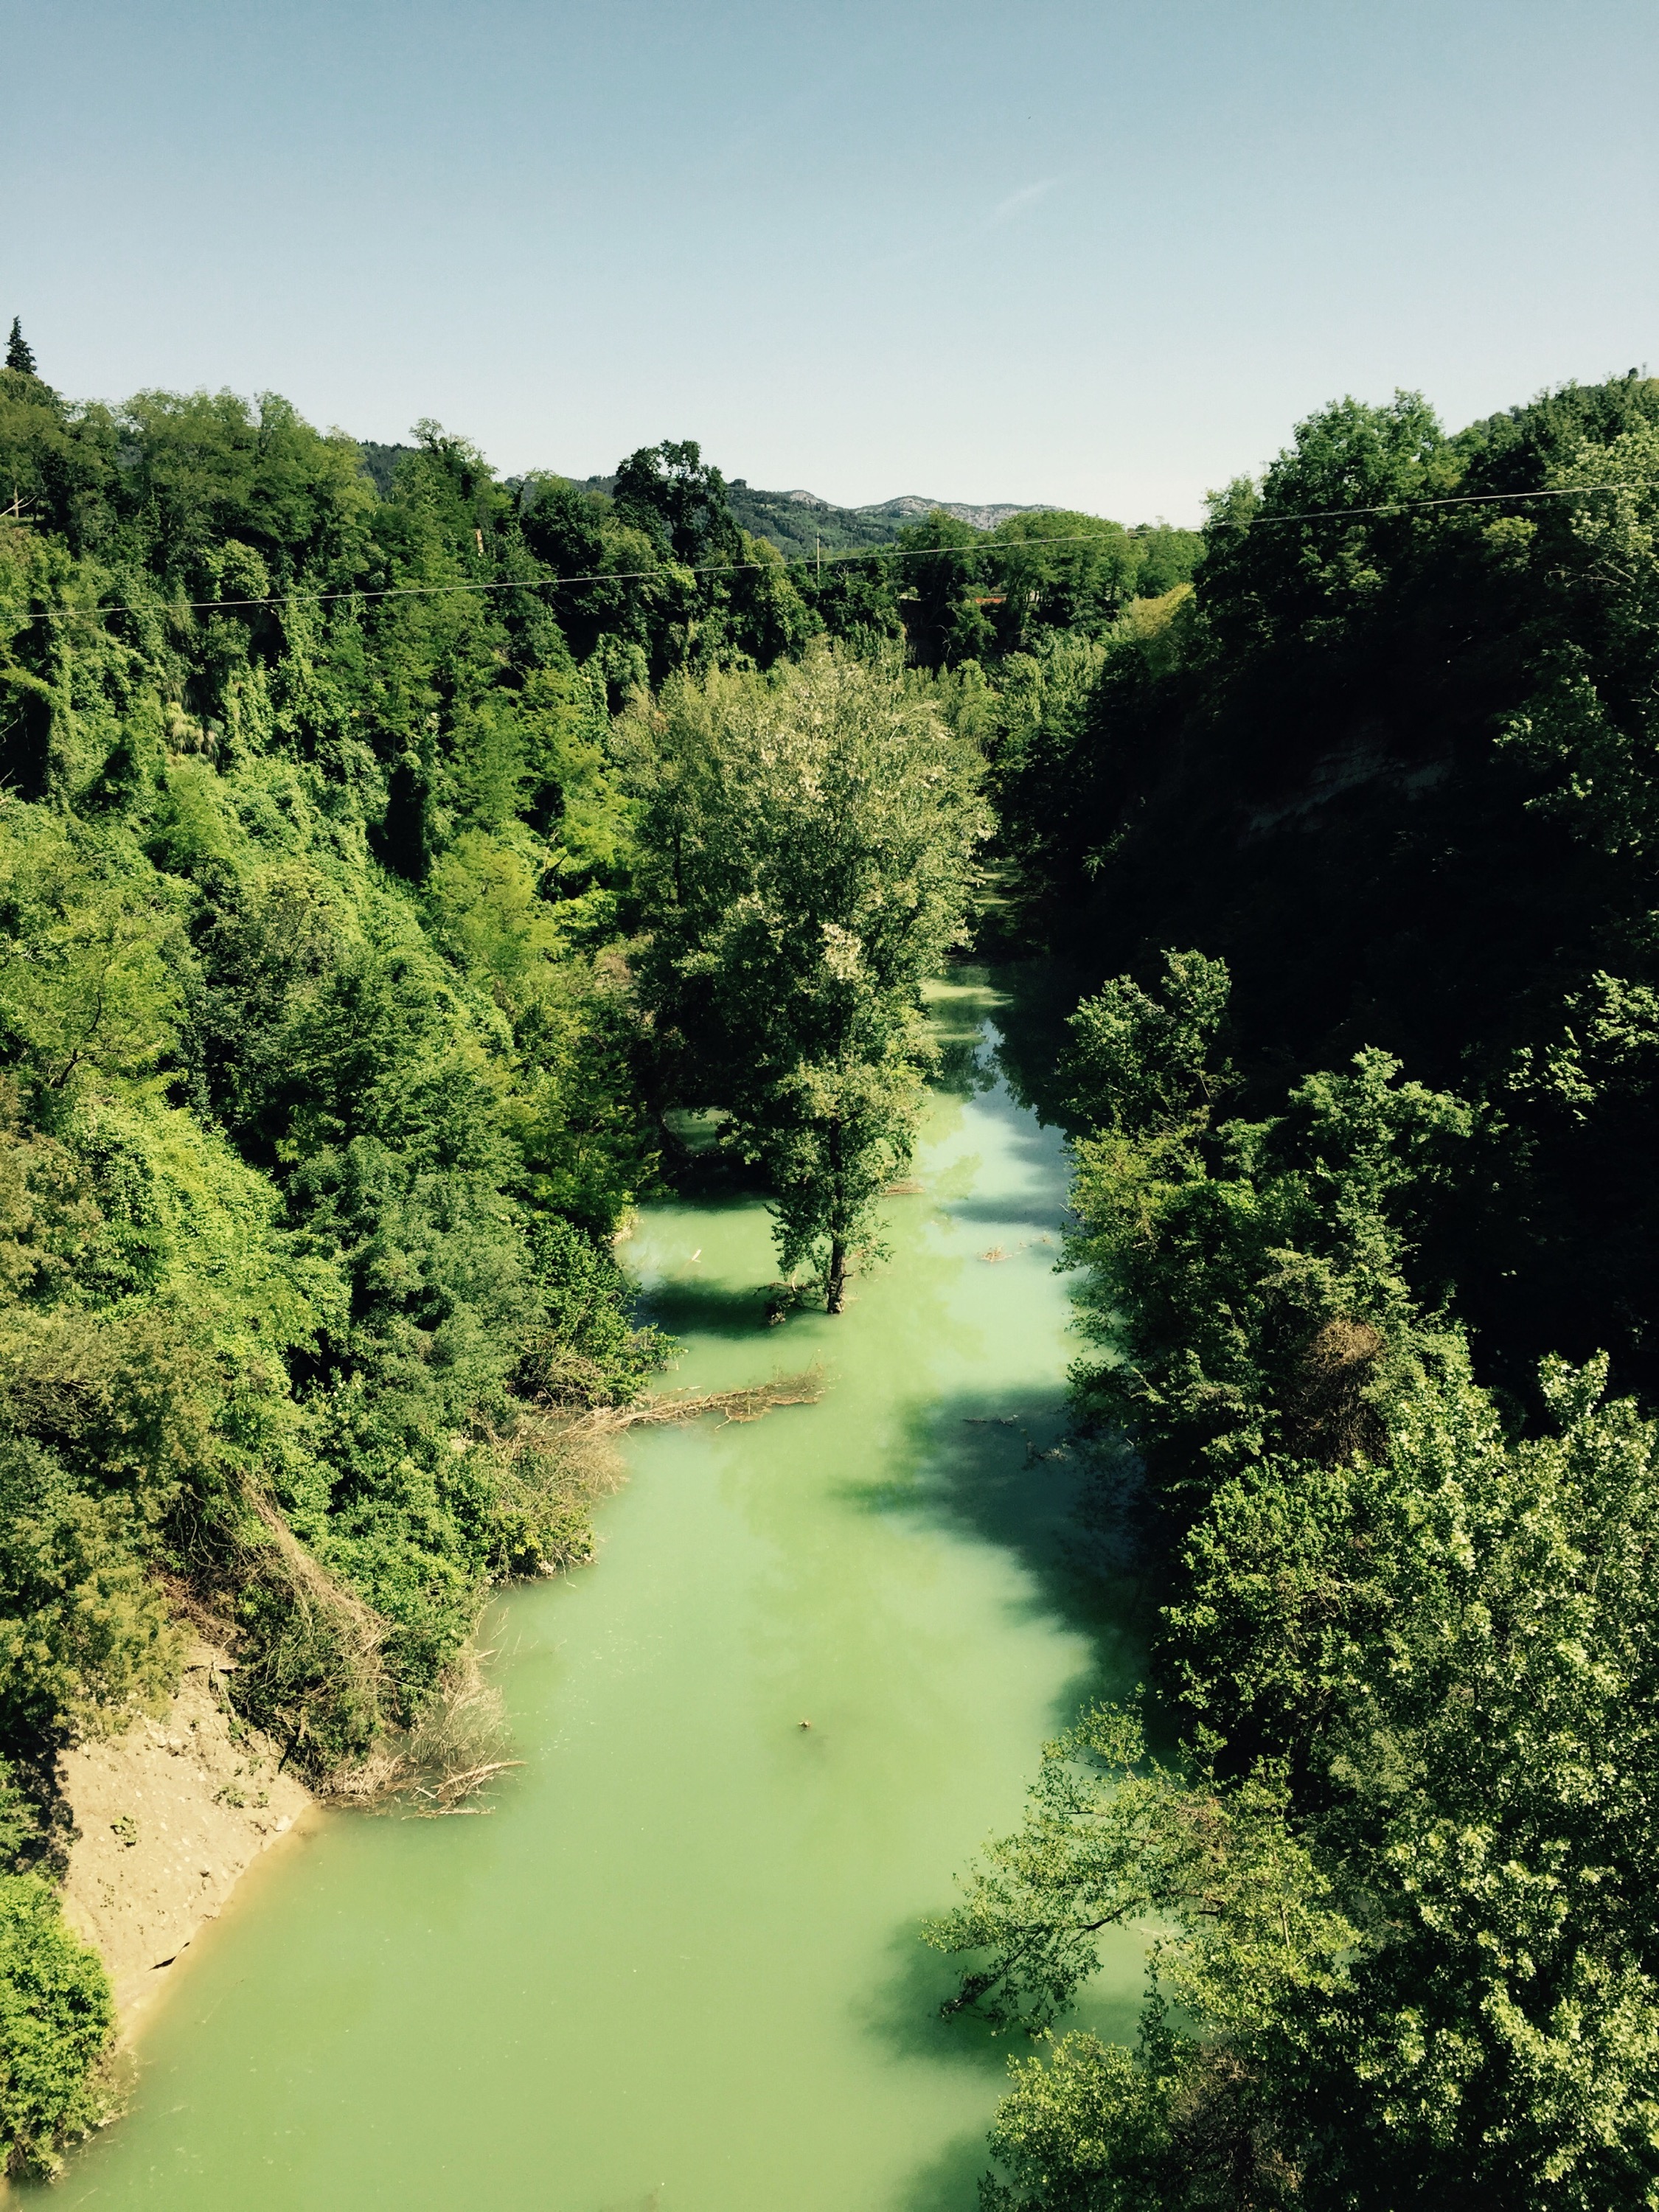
[[46, 973, 1142, 2212]]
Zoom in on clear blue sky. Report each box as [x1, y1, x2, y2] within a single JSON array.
[[4, 0, 1655, 521]]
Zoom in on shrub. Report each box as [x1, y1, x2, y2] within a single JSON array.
[[0, 1873, 114, 2178]]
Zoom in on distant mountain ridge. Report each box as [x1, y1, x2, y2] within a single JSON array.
[[726, 484, 1054, 560], [777, 488, 1051, 529], [555, 476, 1054, 559], [354, 443, 1059, 563]]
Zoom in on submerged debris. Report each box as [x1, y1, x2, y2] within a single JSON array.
[[579, 1368, 825, 1433], [330, 1644, 522, 1818]]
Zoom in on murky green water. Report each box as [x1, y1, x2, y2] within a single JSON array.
[[47, 974, 1141, 2212]]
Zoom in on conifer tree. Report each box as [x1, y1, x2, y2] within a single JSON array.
[[4, 319, 35, 375]]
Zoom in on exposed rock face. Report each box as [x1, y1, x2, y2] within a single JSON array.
[[780, 490, 1052, 529], [852, 495, 1053, 530], [57, 1648, 313, 2022]]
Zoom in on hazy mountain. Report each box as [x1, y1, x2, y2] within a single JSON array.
[[726, 484, 1052, 560], [849, 495, 1051, 531], [354, 445, 1052, 562]]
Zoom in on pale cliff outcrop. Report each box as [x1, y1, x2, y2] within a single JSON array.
[[56, 1648, 312, 2023]]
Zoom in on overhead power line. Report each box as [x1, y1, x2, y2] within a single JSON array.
[[0, 480, 1641, 632]]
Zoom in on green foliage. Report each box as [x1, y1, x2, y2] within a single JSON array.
[[515, 448, 812, 686], [0, 812, 184, 1097], [627, 646, 989, 1308], [612, 440, 742, 568], [961, 372, 1659, 2206], [0, 1760, 38, 1867], [0, 370, 719, 2132], [944, 1352, 1659, 2208], [995, 372, 1659, 1403], [722, 485, 1203, 631], [987, 512, 1143, 656], [723, 484, 908, 563], [0, 1437, 183, 1744], [892, 511, 995, 668], [1198, 387, 1453, 660], [843, 507, 1200, 674], [0, 1873, 113, 2178], [0, 361, 699, 1745], [978, 2032, 1170, 2212], [520, 1213, 671, 1408], [4, 322, 35, 379], [1065, 958, 1472, 1506], [1062, 949, 1231, 1139]]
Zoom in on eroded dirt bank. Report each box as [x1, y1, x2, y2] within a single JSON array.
[[58, 1648, 313, 2023]]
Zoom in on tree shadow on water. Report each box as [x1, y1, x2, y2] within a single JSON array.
[[894, 2131, 1000, 2212], [939, 1194, 1067, 1231], [860, 1916, 1012, 2073], [855, 1925, 1010, 2209], [841, 1383, 1156, 1672], [636, 1275, 778, 1341], [862, 1906, 1152, 2211], [979, 956, 1097, 1136]]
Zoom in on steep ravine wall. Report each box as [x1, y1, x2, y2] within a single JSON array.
[[58, 1649, 313, 2024]]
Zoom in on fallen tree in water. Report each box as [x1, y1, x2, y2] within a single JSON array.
[[579, 1367, 825, 1432]]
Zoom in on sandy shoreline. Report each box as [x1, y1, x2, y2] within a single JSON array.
[[57, 1646, 314, 2026]]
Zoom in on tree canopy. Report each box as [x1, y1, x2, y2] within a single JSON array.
[[7, 350, 1659, 2201], [939, 374, 1659, 2208], [626, 647, 988, 1310]]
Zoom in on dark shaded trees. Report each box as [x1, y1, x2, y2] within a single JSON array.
[[943, 375, 1659, 2212], [995, 374, 1659, 1405]]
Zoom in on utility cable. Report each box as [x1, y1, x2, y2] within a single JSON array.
[[0, 479, 1641, 631]]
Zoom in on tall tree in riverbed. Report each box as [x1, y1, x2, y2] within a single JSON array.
[[627, 647, 989, 1310]]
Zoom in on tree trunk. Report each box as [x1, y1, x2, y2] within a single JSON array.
[[825, 1116, 848, 1313]]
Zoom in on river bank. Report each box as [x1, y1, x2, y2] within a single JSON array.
[[41, 972, 1140, 2211], [56, 1649, 311, 2026]]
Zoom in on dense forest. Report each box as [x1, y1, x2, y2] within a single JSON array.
[[930, 369, 1659, 2208], [0, 334, 1193, 2173], [4, 315, 1659, 2208]]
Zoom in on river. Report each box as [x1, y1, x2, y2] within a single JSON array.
[[45, 970, 1142, 2212]]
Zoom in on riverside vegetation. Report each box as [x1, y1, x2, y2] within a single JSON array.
[[4, 313, 1659, 2208], [0, 332, 1035, 2174], [927, 371, 1659, 2208]]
